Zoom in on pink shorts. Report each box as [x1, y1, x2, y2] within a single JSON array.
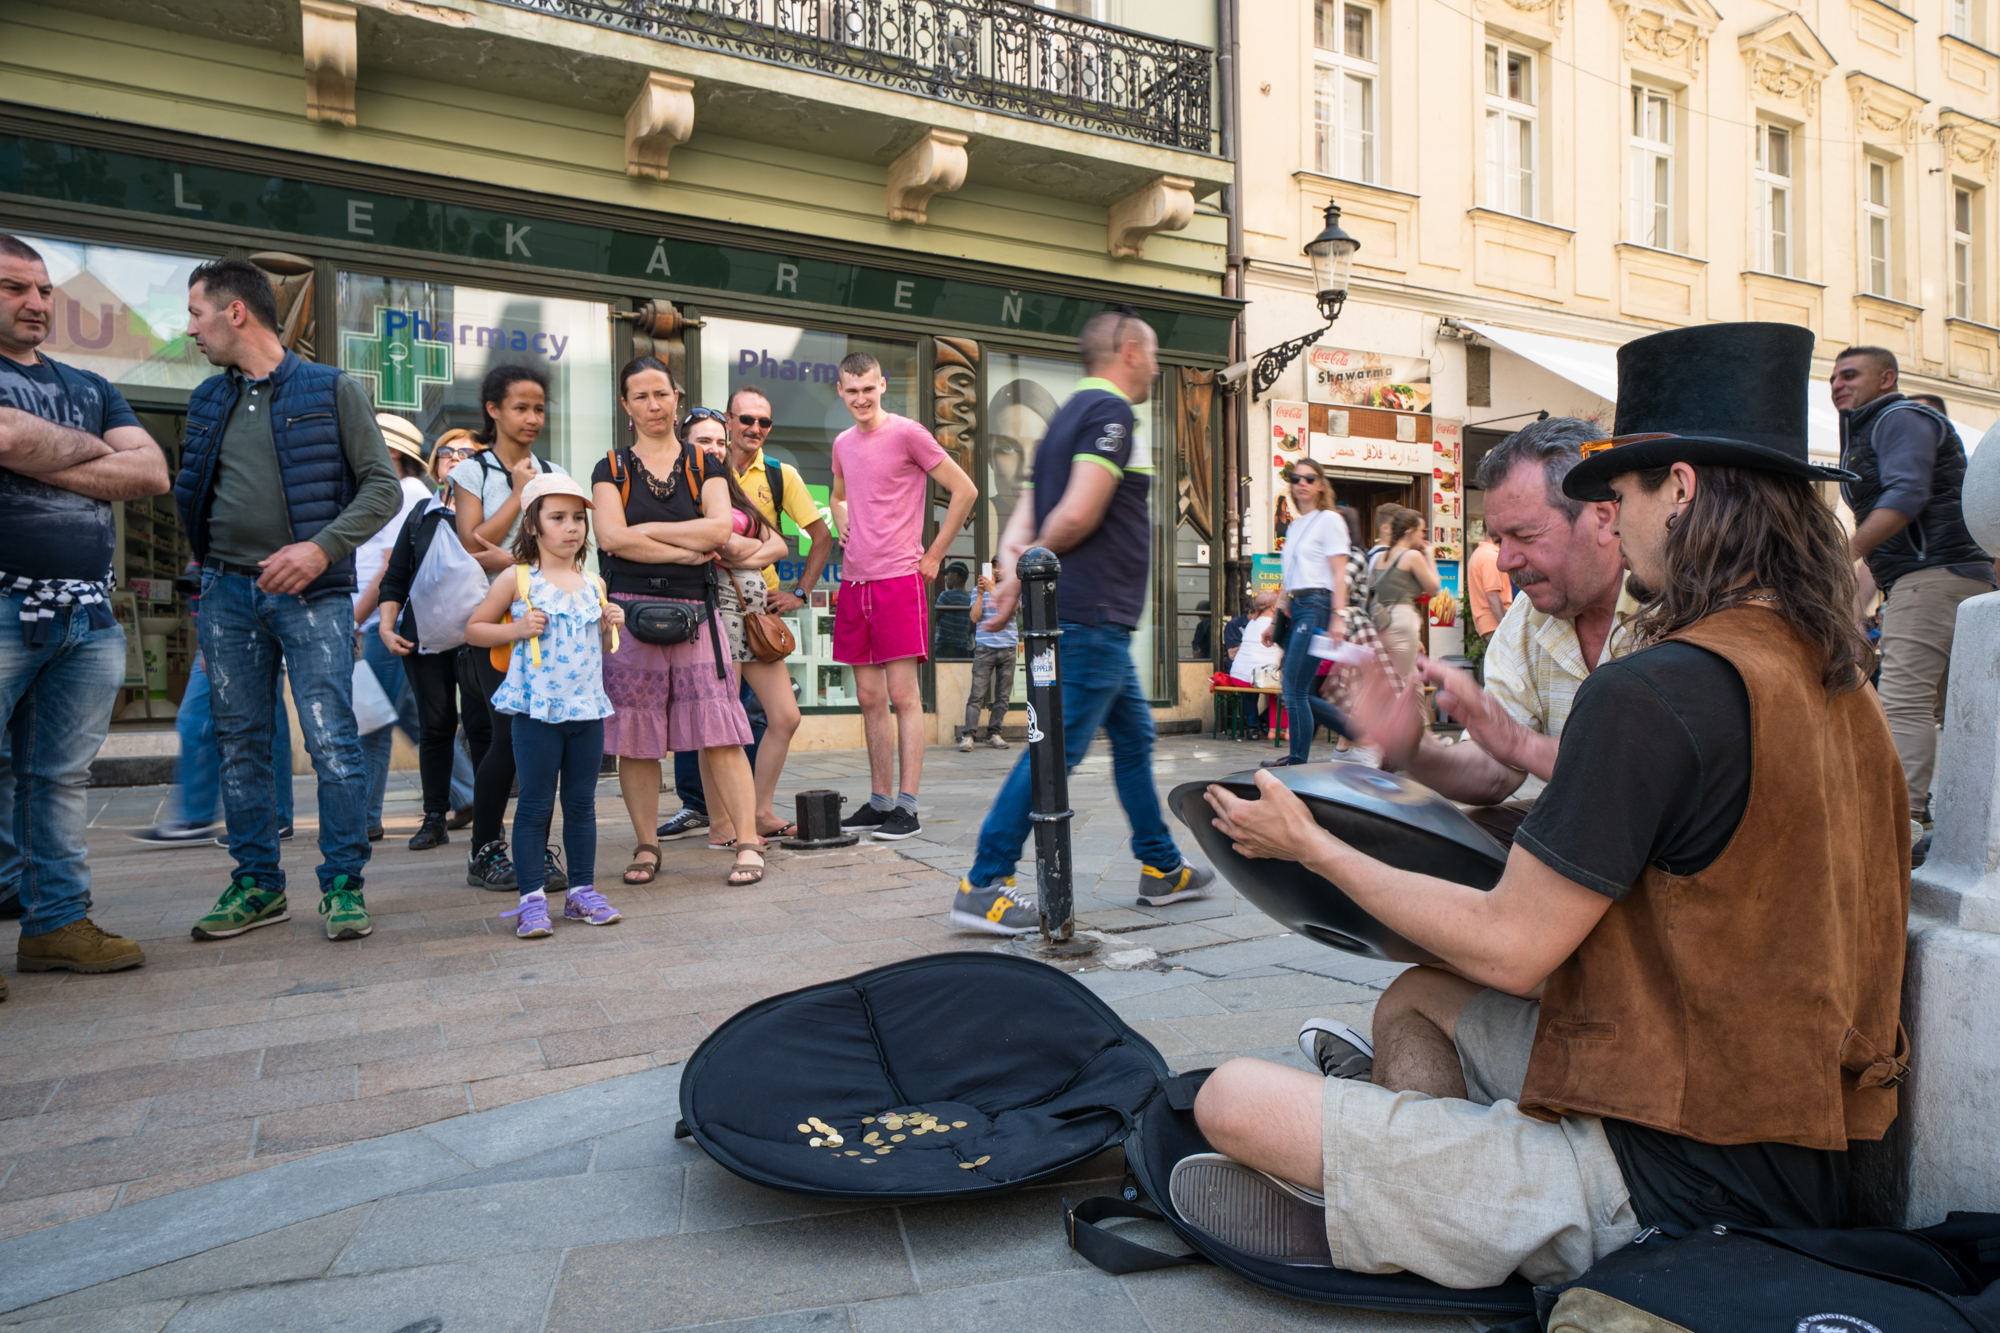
[[832, 574, 930, 666]]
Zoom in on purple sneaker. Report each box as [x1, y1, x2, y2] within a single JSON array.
[[501, 895, 554, 938], [563, 886, 622, 926]]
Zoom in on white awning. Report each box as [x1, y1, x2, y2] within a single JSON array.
[[1464, 321, 1989, 460]]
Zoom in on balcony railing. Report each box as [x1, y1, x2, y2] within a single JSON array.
[[501, 0, 1214, 152]]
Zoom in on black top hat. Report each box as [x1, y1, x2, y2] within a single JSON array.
[[1563, 322, 1857, 502]]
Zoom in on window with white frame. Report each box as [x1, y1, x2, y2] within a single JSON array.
[[1863, 157, 1894, 298], [1628, 85, 1674, 248], [1754, 121, 1795, 276], [1954, 184, 1980, 320], [1313, 0, 1379, 183], [1484, 42, 1538, 219], [1949, 0, 1974, 41]]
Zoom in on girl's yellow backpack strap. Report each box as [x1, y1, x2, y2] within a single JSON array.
[[515, 563, 541, 668], [585, 571, 618, 654]]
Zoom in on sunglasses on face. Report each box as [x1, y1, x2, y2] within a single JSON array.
[[1285, 473, 1321, 485], [736, 414, 773, 429], [434, 446, 475, 462]]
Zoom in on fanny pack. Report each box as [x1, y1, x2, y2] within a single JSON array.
[[610, 570, 729, 680]]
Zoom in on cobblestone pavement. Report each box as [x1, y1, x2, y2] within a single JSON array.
[[0, 736, 1488, 1332]]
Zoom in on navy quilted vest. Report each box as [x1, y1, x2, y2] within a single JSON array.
[[175, 351, 357, 597], [1839, 393, 1988, 592]]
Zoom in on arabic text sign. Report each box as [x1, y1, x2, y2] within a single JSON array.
[[1311, 432, 1428, 474]]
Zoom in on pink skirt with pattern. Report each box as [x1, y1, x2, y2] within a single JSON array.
[[601, 594, 753, 758]]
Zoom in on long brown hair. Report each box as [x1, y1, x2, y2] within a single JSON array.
[[1626, 465, 1868, 694], [510, 495, 591, 572]]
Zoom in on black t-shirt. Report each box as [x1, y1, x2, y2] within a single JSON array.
[[1030, 384, 1150, 628], [0, 354, 140, 581], [1514, 641, 1849, 1234], [590, 446, 729, 598]]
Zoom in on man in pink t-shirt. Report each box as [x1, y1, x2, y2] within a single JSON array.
[[830, 352, 979, 841]]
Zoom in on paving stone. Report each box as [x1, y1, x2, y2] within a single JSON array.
[[160, 1250, 560, 1333], [0, 1297, 185, 1332], [356, 1037, 544, 1098], [1106, 987, 1231, 1021], [419, 1062, 682, 1168], [0, 1101, 151, 1158], [87, 1004, 278, 1047], [539, 1016, 708, 1070], [663, 1312, 853, 1333], [589, 1117, 696, 1173], [438, 1000, 610, 1049], [0, 1019, 102, 1056], [678, 1158, 880, 1234], [143, 1067, 358, 1129], [897, 1185, 1100, 1291], [0, 1037, 178, 1089], [0, 1186, 122, 1244], [0, 1122, 254, 1207], [545, 1212, 916, 1333], [851, 1269, 1151, 1333], [1194, 971, 1382, 1014], [0, 1081, 57, 1124], [257, 1026, 445, 1078], [253, 1087, 469, 1156], [1164, 935, 1328, 977], [410, 1141, 595, 1195], [1120, 1265, 1483, 1332], [468, 1054, 655, 1112]]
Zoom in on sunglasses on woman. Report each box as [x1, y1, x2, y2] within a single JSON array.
[[682, 407, 730, 430], [434, 445, 475, 463]]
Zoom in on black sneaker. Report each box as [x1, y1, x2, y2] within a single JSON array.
[[467, 839, 517, 891], [841, 803, 891, 830], [543, 847, 568, 892], [872, 807, 921, 840], [1297, 1017, 1374, 1081], [657, 807, 709, 841], [408, 815, 449, 851], [212, 822, 294, 848]]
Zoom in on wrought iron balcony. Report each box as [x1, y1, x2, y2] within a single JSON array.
[[500, 0, 1214, 153]]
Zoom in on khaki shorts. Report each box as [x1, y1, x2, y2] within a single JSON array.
[[1319, 988, 1641, 1288]]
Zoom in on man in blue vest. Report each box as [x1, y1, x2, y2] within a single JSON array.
[[177, 259, 402, 945]]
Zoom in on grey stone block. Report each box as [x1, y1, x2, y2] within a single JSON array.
[[158, 1251, 561, 1333], [409, 1142, 593, 1194], [680, 1158, 879, 1233], [851, 1270, 1151, 1333], [898, 1186, 1097, 1292], [1282, 952, 1413, 987], [0, 1207, 373, 1326], [673, 1313, 854, 1333], [592, 1118, 705, 1173], [1106, 987, 1230, 1021], [1121, 1264, 1481, 1332], [418, 1063, 683, 1168], [545, 1212, 916, 1333], [1073, 967, 1210, 1003], [1167, 935, 1327, 977], [1195, 972, 1379, 1014], [333, 1166, 685, 1273], [0, 1131, 469, 1315], [0, 1298, 185, 1332]]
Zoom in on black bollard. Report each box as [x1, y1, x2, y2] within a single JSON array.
[[1017, 547, 1080, 946]]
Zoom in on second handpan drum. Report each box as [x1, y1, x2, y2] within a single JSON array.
[[1169, 761, 1508, 963]]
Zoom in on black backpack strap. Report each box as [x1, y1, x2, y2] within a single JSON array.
[[1066, 1196, 1209, 1275], [767, 459, 786, 531], [704, 567, 728, 680]]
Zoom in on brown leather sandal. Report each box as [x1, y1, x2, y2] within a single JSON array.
[[623, 844, 661, 884], [727, 843, 766, 886]]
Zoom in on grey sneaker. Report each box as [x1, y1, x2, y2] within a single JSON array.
[[982, 734, 1009, 749], [657, 808, 709, 841], [130, 821, 226, 847], [1297, 1017, 1374, 1081], [958, 733, 974, 753], [948, 877, 1039, 936], [1137, 863, 1215, 907], [1168, 1153, 1331, 1267]]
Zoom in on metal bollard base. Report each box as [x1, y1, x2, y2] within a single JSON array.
[[1006, 933, 1101, 962]]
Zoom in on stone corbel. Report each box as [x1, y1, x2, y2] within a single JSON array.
[[886, 130, 969, 224], [1107, 175, 1195, 260], [625, 73, 696, 182], [302, 0, 358, 127]]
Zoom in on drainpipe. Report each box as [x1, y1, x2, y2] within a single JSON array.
[[1217, 0, 1249, 624]]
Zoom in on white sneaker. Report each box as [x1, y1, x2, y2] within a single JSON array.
[[958, 734, 974, 752]]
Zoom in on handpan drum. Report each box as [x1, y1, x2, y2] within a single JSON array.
[[1168, 762, 1508, 963]]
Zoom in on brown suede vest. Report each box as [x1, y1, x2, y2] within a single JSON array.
[[1516, 607, 1911, 1150]]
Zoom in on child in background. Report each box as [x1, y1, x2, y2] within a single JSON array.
[[465, 475, 627, 938]]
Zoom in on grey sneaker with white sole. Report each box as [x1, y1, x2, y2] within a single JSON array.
[[1297, 1017, 1374, 1081], [1167, 1153, 1332, 1267]]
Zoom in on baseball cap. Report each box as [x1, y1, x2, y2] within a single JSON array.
[[520, 472, 593, 510]]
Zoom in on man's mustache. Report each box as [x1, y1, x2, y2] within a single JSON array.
[[1510, 568, 1549, 588]]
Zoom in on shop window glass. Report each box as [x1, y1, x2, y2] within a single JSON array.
[[334, 272, 613, 478], [697, 317, 919, 708], [1176, 521, 1213, 661], [15, 234, 211, 391]]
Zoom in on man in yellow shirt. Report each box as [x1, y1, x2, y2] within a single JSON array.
[[726, 386, 832, 609]]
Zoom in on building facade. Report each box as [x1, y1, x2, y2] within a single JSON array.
[[1234, 0, 2000, 656], [1, 0, 1235, 744]]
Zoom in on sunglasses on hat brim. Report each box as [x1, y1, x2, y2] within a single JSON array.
[[1578, 432, 1680, 458]]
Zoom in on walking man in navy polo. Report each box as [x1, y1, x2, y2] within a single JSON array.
[[949, 310, 1213, 934], [177, 259, 402, 944]]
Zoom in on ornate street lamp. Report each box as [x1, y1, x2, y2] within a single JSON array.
[[1247, 201, 1361, 401]]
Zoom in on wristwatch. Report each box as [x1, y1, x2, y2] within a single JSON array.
[[790, 586, 810, 599]]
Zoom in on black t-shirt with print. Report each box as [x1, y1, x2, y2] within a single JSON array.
[[1514, 640, 1850, 1234], [591, 446, 729, 598], [0, 354, 141, 581]]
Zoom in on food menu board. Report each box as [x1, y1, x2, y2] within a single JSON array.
[[1305, 347, 1433, 413], [1269, 400, 1308, 550], [1431, 418, 1464, 566]]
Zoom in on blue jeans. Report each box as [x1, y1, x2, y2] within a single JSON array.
[[1281, 591, 1351, 763], [359, 631, 422, 828], [968, 621, 1181, 887], [0, 598, 126, 936], [511, 716, 602, 896], [173, 656, 295, 828], [673, 678, 766, 816], [198, 569, 371, 895]]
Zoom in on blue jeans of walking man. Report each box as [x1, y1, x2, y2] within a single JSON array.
[[199, 570, 371, 895], [0, 596, 127, 937], [173, 655, 295, 829], [967, 622, 1185, 889]]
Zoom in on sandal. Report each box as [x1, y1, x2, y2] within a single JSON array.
[[758, 821, 798, 840], [623, 844, 661, 884], [727, 843, 766, 886]]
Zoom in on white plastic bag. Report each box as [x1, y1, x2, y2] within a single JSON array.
[[409, 502, 489, 652], [351, 659, 398, 736]]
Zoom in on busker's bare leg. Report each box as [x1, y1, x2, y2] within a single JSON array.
[[1191, 1058, 1325, 1192], [886, 657, 924, 798], [1370, 965, 1485, 1098], [852, 663, 894, 797]]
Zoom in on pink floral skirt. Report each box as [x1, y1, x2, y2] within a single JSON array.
[[601, 595, 753, 759]]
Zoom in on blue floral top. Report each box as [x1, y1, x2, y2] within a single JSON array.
[[490, 567, 616, 723]]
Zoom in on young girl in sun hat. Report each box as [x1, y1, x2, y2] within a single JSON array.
[[465, 473, 627, 939]]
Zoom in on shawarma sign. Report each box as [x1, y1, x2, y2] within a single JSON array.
[[1305, 347, 1432, 414]]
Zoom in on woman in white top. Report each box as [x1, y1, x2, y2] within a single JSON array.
[[1266, 460, 1355, 767]]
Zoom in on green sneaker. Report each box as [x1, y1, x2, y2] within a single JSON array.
[[319, 877, 373, 941], [191, 875, 291, 941]]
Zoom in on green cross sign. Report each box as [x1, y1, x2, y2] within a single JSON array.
[[341, 307, 452, 410]]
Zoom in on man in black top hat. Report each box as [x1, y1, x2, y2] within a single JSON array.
[[1176, 323, 1907, 1291], [1832, 346, 1990, 830]]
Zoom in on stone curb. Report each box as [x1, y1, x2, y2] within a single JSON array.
[[0, 1062, 685, 1313]]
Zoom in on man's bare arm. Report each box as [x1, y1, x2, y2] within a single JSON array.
[[0, 407, 114, 474], [28, 426, 170, 501]]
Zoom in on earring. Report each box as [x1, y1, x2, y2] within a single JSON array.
[[1664, 512, 1679, 532]]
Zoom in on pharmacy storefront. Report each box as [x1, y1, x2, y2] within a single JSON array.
[[1, 117, 1233, 742]]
